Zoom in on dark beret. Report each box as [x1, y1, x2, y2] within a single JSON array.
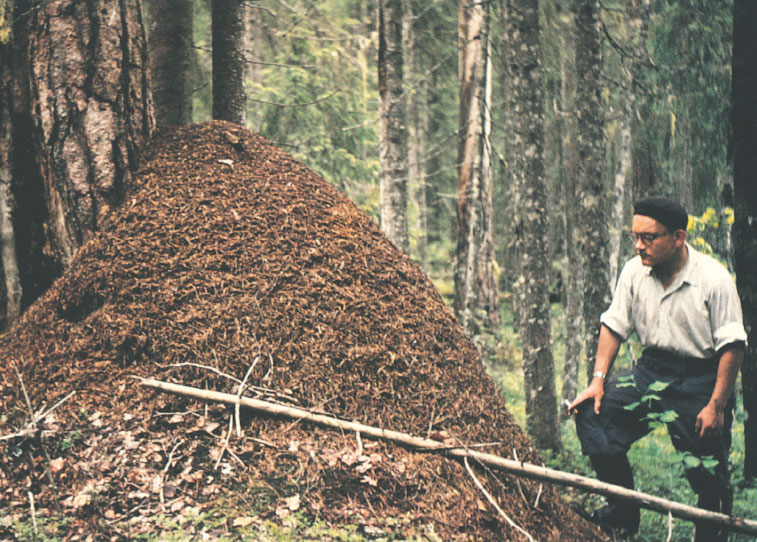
[[633, 197, 689, 232]]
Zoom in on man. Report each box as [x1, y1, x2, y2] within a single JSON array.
[[568, 196, 746, 541]]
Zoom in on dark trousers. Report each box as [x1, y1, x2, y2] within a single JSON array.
[[575, 348, 733, 502]]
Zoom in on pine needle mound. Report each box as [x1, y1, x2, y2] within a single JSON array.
[[0, 121, 606, 540]]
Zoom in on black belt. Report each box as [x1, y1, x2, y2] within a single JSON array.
[[640, 348, 718, 378]]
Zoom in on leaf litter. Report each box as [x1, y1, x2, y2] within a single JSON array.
[[0, 121, 607, 541]]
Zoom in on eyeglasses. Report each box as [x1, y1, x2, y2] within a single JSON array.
[[629, 232, 669, 245]]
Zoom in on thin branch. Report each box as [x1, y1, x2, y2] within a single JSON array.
[[248, 89, 340, 108], [464, 457, 535, 542]]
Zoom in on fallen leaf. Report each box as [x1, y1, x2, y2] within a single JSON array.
[[49, 457, 65, 473], [233, 516, 256, 527], [285, 494, 300, 511]]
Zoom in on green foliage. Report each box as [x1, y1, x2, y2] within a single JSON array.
[[641, 0, 733, 205]]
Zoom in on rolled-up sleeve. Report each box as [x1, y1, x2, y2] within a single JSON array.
[[709, 273, 748, 352], [600, 262, 635, 341]]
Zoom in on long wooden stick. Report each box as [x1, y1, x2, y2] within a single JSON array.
[[136, 376, 757, 536]]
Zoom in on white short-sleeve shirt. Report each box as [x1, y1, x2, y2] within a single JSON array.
[[601, 243, 747, 359]]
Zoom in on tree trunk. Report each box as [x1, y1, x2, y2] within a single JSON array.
[[378, 0, 409, 252], [574, 0, 610, 380], [504, 0, 560, 451], [146, 0, 193, 126], [455, 0, 498, 339], [0, 60, 21, 327], [212, 0, 246, 125], [557, 4, 582, 421], [608, 76, 632, 289], [732, 0, 757, 483], [403, 0, 429, 271], [0, 0, 153, 327], [246, 2, 263, 131]]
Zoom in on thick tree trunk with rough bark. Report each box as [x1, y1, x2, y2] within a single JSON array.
[[146, 0, 193, 126], [732, 0, 757, 483], [212, 0, 246, 125], [0, 0, 153, 328], [504, 0, 560, 450], [574, 0, 610, 380], [378, 0, 409, 252], [455, 0, 497, 339]]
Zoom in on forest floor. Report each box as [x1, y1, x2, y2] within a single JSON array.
[[0, 122, 607, 541]]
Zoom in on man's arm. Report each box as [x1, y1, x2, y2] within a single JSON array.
[[568, 324, 622, 415], [695, 342, 745, 438]]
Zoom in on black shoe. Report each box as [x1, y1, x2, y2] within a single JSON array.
[[575, 503, 640, 535]]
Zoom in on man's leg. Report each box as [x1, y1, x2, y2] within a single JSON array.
[[574, 368, 653, 534], [664, 374, 734, 542]]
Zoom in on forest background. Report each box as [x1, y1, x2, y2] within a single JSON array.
[[2, 0, 757, 540]]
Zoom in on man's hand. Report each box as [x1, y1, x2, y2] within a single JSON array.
[[695, 400, 725, 439], [568, 378, 605, 416]]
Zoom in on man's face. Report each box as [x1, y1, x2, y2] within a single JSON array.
[[631, 214, 681, 268]]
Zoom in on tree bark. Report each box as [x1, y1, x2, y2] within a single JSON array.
[[403, 0, 429, 271], [0, 0, 153, 327], [455, 0, 498, 338], [0, 56, 21, 327], [732, 0, 757, 483], [378, 0, 409, 252], [212, 0, 246, 125], [574, 0, 610, 381], [146, 0, 193, 126], [504, 0, 560, 450], [557, 4, 582, 420]]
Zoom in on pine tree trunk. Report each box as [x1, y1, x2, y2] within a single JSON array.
[[455, 0, 498, 338], [557, 5, 582, 420], [212, 0, 246, 125], [732, 0, 757, 483], [504, 0, 560, 450], [378, 0, 409, 252], [0, 0, 154, 327], [575, 0, 610, 381], [146, 0, 193, 126]]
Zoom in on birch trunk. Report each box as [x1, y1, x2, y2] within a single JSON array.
[[504, 0, 560, 450], [378, 0, 409, 253]]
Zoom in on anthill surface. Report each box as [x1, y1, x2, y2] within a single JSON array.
[[0, 121, 606, 541]]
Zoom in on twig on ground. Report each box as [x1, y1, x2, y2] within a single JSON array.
[[533, 484, 543, 509], [512, 449, 529, 505], [215, 416, 234, 470], [464, 457, 535, 542], [667, 512, 673, 542], [160, 440, 184, 508], [28, 491, 38, 540], [236, 357, 259, 437], [356, 431, 364, 456]]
